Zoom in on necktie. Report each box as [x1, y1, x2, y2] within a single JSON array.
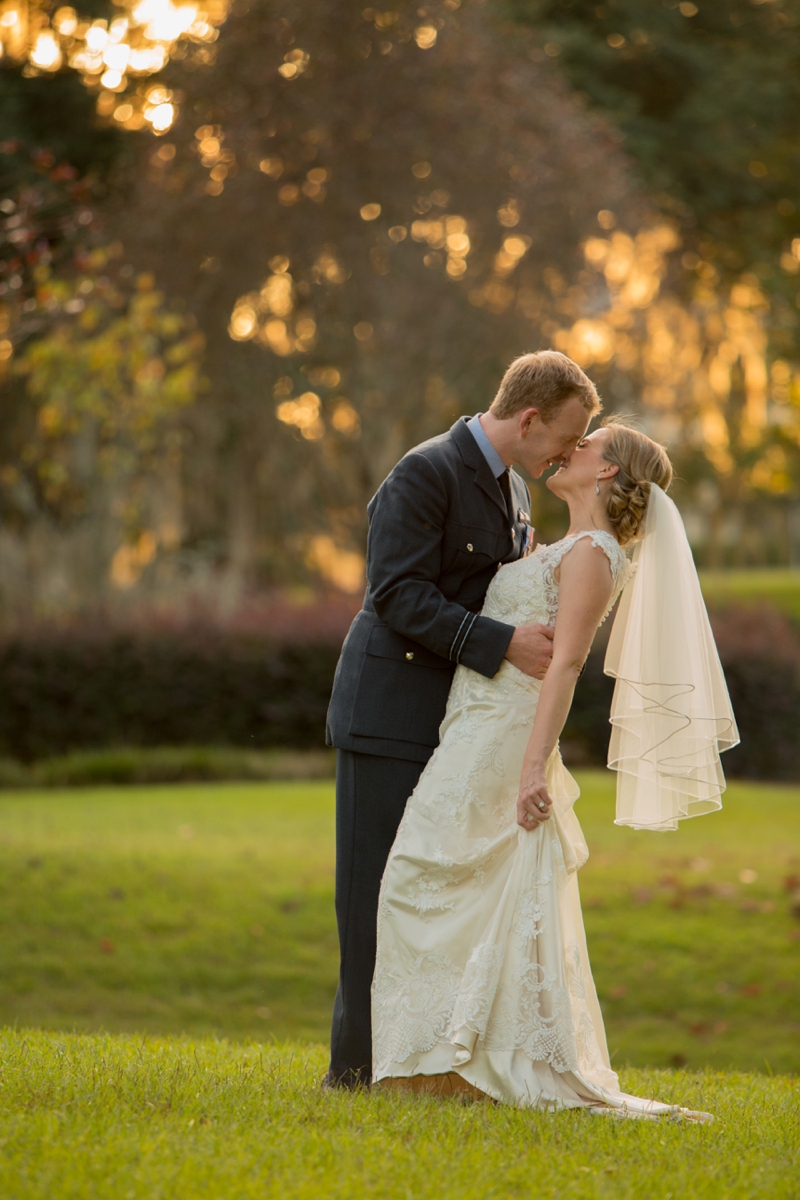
[[498, 468, 514, 526], [498, 469, 517, 562]]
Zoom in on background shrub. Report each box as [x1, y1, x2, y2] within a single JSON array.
[[562, 604, 800, 781], [0, 601, 796, 781]]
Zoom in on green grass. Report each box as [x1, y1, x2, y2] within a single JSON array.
[[1, 773, 798, 1073], [700, 567, 800, 620], [1, 776, 797, 1197], [0, 1030, 796, 1200]]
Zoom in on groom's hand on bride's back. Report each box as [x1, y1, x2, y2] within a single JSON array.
[[504, 624, 555, 680]]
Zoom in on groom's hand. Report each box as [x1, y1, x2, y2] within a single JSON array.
[[505, 624, 554, 680]]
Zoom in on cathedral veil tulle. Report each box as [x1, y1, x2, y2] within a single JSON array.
[[604, 483, 740, 832]]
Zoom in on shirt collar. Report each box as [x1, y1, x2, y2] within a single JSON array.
[[466, 413, 507, 479]]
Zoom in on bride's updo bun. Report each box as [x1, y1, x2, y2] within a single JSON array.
[[601, 418, 673, 547]]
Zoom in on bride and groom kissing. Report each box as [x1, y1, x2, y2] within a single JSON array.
[[324, 350, 737, 1118]]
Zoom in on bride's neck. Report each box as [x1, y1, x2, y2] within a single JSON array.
[[564, 492, 617, 540]]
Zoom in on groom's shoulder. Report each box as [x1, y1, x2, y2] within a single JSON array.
[[396, 418, 467, 476]]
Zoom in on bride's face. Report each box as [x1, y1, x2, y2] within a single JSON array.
[[546, 427, 616, 498]]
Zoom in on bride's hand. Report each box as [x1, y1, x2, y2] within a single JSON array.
[[516, 771, 552, 828]]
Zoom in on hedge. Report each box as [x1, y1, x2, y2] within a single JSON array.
[[0, 630, 340, 762], [0, 603, 796, 780], [563, 603, 800, 781]]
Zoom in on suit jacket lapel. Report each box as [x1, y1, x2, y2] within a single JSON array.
[[450, 417, 508, 519]]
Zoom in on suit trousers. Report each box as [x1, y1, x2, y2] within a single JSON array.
[[328, 749, 428, 1087]]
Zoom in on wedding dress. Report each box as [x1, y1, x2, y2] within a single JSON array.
[[372, 530, 696, 1116]]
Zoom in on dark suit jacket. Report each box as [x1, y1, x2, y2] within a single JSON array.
[[326, 416, 532, 763]]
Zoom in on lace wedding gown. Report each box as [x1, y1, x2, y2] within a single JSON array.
[[372, 530, 689, 1117]]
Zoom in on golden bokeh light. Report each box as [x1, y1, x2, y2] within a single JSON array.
[[278, 47, 309, 78], [331, 398, 360, 437], [276, 391, 324, 439], [0, 0, 229, 132], [497, 199, 520, 228], [414, 24, 437, 49], [30, 28, 61, 68]]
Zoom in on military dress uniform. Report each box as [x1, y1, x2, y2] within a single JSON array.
[[325, 415, 533, 1086]]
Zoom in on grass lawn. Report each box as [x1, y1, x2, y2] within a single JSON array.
[[0, 773, 798, 1074], [700, 567, 800, 621], [0, 1030, 796, 1200]]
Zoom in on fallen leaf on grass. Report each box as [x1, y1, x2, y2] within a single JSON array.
[[741, 983, 762, 997], [609, 986, 628, 1000], [99, 938, 115, 954]]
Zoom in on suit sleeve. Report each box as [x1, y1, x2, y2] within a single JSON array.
[[367, 451, 514, 678]]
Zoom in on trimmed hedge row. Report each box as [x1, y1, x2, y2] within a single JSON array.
[[0, 631, 340, 762], [564, 603, 800, 780], [0, 604, 797, 780]]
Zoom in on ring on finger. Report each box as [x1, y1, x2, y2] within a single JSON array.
[[538, 801, 546, 811]]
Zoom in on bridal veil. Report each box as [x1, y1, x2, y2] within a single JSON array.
[[604, 483, 739, 831]]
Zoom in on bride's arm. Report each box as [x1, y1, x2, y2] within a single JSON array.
[[516, 539, 615, 828]]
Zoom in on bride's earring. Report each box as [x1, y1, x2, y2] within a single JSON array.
[[595, 474, 602, 495]]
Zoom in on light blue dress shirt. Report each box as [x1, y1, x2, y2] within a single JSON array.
[[466, 413, 507, 479]]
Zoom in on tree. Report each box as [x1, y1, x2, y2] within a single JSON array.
[[123, 0, 638, 594], [508, 0, 800, 289], [508, 0, 800, 564]]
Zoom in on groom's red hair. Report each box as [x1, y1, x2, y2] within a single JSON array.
[[490, 350, 601, 423]]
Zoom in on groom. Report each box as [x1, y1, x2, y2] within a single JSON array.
[[325, 350, 602, 1088]]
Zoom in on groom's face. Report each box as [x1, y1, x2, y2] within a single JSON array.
[[515, 395, 590, 478]]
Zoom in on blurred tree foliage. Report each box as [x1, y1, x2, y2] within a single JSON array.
[[509, 0, 800, 331], [122, 0, 638, 593], [2, 0, 799, 617], [507, 0, 800, 567], [15, 253, 203, 520], [0, 57, 125, 183]]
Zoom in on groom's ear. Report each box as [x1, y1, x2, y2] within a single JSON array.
[[517, 406, 541, 435]]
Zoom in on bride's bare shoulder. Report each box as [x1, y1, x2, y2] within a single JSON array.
[[556, 533, 619, 603]]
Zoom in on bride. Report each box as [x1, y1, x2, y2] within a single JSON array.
[[371, 418, 738, 1118]]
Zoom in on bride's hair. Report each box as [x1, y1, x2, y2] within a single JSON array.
[[600, 417, 673, 547]]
